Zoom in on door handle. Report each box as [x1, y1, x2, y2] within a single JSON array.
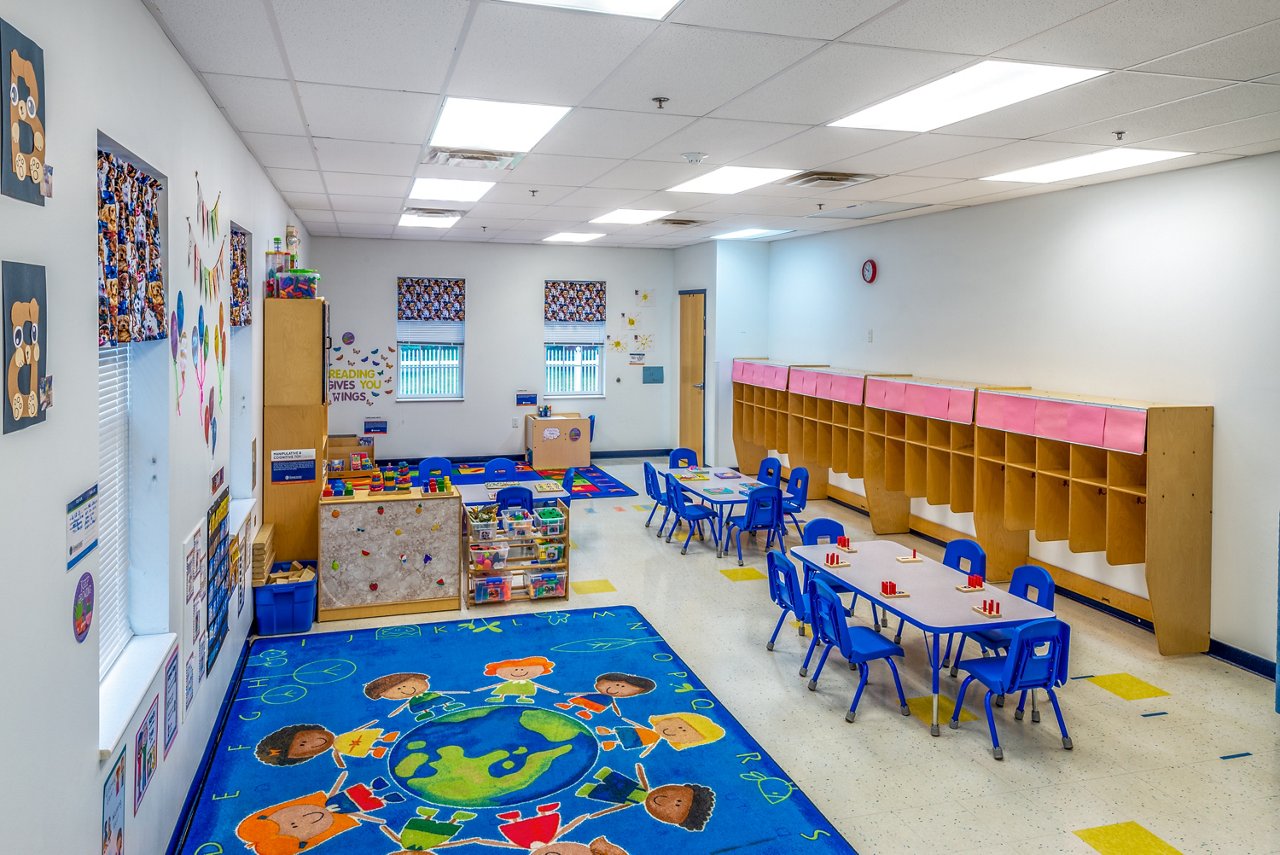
[[692, 383, 705, 390]]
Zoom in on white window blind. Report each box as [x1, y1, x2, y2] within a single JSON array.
[[396, 319, 465, 344], [543, 320, 606, 345], [98, 345, 132, 679]]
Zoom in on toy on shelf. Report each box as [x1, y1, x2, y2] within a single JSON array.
[[896, 548, 923, 564], [503, 509, 536, 537], [535, 507, 565, 536], [275, 268, 320, 299], [470, 543, 509, 573], [974, 599, 1002, 618], [956, 574, 984, 593], [467, 505, 499, 540], [536, 541, 563, 564]]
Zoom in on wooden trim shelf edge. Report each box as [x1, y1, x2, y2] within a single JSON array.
[[318, 597, 460, 621]]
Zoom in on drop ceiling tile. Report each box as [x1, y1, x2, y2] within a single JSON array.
[[1066, 151, 1237, 185], [996, 0, 1280, 69], [307, 224, 342, 237], [733, 126, 913, 169], [272, 0, 469, 91], [520, 206, 603, 221], [240, 132, 317, 169], [332, 211, 402, 226], [149, 0, 287, 76], [313, 139, 422, 175], [298, 211, 336, 228], [509, 154, 624, 186], [822, 134, 1012, 174], [888, 179, 1057, 204], [590, 160, 713, 190], [840, 0, 1112, 55], [448, 4, 655, 103], [339, 223, 395, 238], [822, 174, 962, 201], [946, 184, 1075, 205], [1135, 21, 1280, 81], [284, 191, 331, 211], [268, 167, 327, 194], [670, 0, 898, 40], [204, 74, 307, 135], [1038, 83, 1280, 144], [322, 171, 412, 197], [1259, 73, 1280, 85], [584, 25, 822, 116], [942, 71, 1227, 139], [455, 217, 525, 231], [480, 184, 577, 206], [532, 108, 695, 160], [1217, 138, 1280, 156], [712, 43, 975, 125], [861, 204, 957, 223], [468, 201, 558, 220], [688, 194, 827, 216], [297, 84, 438, 145], [328, 194, 408, 213], [392, 228, 444, 240], [1144, 110, 1280, 152], [636, 118, 808, 165], [556, 186, 654, 208], [907, 139, 1104, 178]]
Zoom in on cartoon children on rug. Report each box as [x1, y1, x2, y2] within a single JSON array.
[[594, 712, 725, 757], [255, 721, 400, 769], [480, 656, 560, 704], [363, 672, 468, 721], [235, 771, 405, 854], [384, 802, 632, 854], [553, 672, 656, 721], [577, 763, 716, 832]]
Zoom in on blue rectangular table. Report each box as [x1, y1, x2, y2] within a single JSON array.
[[656, 465, 764, 556], [790, 540, 1055, 736]]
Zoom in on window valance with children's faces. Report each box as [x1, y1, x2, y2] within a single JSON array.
[[398, 277, 466, 322], [98, 151, 167, 347], [544, 280, 606, 323]]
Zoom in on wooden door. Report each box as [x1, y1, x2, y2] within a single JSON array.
[[679, 292, 706, 460]]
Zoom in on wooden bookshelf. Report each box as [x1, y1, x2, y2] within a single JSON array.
[[730, 360, 1213, 655]]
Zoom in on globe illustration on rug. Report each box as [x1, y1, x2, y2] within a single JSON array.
[[389, 706, 599, 808]]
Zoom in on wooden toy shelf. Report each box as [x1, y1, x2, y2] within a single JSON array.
[[465, 500, 571, 605], [731, 360, 1213, 655]]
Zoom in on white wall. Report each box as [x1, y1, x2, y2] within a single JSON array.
[[711, 242, 771, 467], [0, 0, 300, 850], [765, 152, 1280, 661], [310, 238, 679, 460]]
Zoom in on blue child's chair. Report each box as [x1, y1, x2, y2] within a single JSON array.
[[495, 486, 533, 513], [668, 447, 699, 469], [723, 485, 786, 566], [559, 468, 577, 504], [642, 461, 672, 537], [757, 456, 782, 487], [485, 457, 518, 480], [807, 578, 911, 722], [893, 537, 987, 652], [765, 550, 808, 650], [950, 617, 1073, 760], [950, 564, 1055, 678], [588, 414, 596, 441], [664, 472, 718, 555], [781, 467, 810, 534], [419, 456, 452, 483]]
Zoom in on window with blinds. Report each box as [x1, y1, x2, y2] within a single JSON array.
[[545, 321, 605, 396], [97, 345, 132, 679], [397, 321, 464, 399]]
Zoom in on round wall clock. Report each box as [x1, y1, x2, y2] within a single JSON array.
[[861, 259, 877, 284]]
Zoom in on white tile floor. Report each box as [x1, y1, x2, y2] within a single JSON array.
[[301, 459, 1280, 855]]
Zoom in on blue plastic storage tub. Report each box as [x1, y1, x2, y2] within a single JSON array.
[[254, 561, 317, 635]]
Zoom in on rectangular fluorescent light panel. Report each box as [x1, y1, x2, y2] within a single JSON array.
[[713, 228, 794, 240], [668, 166, 801, 195], [410, 178, 495, 202], [982, 149, 1193, 183], [544, 232, 605, 243], [830, 60, 1106, 132], [497, 0, 681, 19], [399, 213, 460, 229], [430, 97, 571, 153], [590, 208, 674, 224]]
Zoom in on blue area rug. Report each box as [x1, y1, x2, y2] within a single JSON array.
[[452, 462, 639, 500], [176, 607, 853, 854]]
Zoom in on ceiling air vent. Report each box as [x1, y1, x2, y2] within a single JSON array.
[[422, 147, 525, 170], [656, 218, 705, 227], [785, 171, 879, 190], [404, 207, 466, 219]]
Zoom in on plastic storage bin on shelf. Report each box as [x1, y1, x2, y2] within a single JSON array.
[[469, 543, 510, 574], [274, 268, 320, 299], [529, 571, 566, 599], [503, 509, 536, 536], [475, 576, 512, 603], [254, 561, 317, 635], [536, 541, 563, 564], [535, 506, 565, 536]]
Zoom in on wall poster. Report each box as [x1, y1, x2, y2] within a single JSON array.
[[0, 19, 45, 206], [133, 695, 159, 815], [3, 260, 47, 433], [101, 747, 126, 855], [205, 489, 230, 673], [162, 645, 179, 758]]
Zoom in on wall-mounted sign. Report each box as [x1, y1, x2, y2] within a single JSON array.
[[364, 417, 387, 435], [73, 571, 94, 643], [66, 484, 99, 570], [269, 448, 316, 483], [516, 391, 538, 407]]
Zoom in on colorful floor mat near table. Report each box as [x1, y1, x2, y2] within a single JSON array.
[[176, 606, 851, 854], [452, 462, 638, 500]]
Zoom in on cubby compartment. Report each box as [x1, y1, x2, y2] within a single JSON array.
[[1034, 471, 1070, 542], [803, 395, 818, 419], [847, 430, 866, 478], [801, 419, 817, 461], [951, 422, 975, 454], [1036, 438, 1070, 477], [832, 402, 849, 427], [1106, 490, 1147, 564], [884, 437, 906, 491], [885, 410, 906, 439], [864, 408, 886, 435], [847, 405, 864, 431], [817, 398, 833, 423], [927, 419, 950, 449], [950, 453, 975, 513], [976, 427, 1005, 461], [904, 440, 928, 497], [1004, 465, 1036, 531], [786, 414, 802, 455], [1108, 451, 1148, 495], [832, 426, 849, 473], [1068, 480, 1108, 553], [1006, 432, 1037, 469], [906, 414, 927, 445], [1070, 445, 1107, 485], [975, 458, 1005, 523], [927, 448, 951, 505], [817, 422, 832, 462]]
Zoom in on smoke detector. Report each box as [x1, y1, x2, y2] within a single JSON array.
[[785, 171, 879, 190], [422, 147, 525, 170]]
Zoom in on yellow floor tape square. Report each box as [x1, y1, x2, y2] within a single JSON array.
[[570, 579, 616, 595], [1074, 821, 1181, 854], [906, 694, 978, 724], [1087, 673, 1170, 701], [721, 567, 766, 582], [633, 504, 650, 512]]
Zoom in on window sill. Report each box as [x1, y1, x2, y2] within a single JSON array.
[[99, 632, 176, 759], [545, 394, 605, 400]]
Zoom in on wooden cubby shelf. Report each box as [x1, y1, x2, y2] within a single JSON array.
[[731, 359, 1213, 656]]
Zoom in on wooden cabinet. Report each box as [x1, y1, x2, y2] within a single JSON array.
[[731, 359, 1213, 656]]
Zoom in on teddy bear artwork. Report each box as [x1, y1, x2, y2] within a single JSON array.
[[0, 18, 45, 206], [3, 260, 47, 434]]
